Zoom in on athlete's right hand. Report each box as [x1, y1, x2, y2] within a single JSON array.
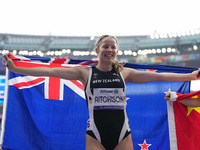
[[2, 54, 15, 70]]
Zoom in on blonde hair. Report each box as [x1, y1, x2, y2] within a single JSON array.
[[95, 35, 125, 73], [95, 35, 119, 50]]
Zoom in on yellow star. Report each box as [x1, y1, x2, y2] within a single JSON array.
[[187, 95, 200, 116], [187, 106, 200, 116]]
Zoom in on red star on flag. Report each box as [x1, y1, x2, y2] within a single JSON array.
[[138, 139, 151, 150], [147, 69, 156, 72]]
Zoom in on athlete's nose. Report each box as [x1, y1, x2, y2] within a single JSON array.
[[107, 46, 112, 52]]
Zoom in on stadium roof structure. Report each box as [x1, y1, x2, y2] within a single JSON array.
[[0, 34, 148, 52], [0, 33, 200, 52]]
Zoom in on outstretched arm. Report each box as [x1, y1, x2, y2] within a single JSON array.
[[2, 55, 89, 83], [123, 67, 200, 83]]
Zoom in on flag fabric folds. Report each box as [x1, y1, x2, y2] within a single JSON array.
[[0, 54, 200, 150], [167, 90, 200, 101]]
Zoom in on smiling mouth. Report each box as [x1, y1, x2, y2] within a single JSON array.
[[105, 54, 113, 57]]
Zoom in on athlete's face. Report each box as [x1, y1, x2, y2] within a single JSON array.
[[96, 37, 118, 62]]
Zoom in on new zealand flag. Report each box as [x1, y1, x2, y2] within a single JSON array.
[[0, 54, 199, 150]]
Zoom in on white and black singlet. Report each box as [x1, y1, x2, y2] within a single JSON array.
[[85, 66, 131, 150]]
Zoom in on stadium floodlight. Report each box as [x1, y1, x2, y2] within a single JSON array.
[[46, 51, 53, 56], [124, 50, 132, 55], [2, 50, 9, 54], [90, 51, 97, 56], [66, 49, 71, 54], [132, 52, 137, 56], [73, 51, 78, 56], [150, 34, 155, 39], [193, 45, 198, 50], [85, 51, 90, 56], [62, 49, 67, 53], [13, 50, 17, 55], [128, 50, 133, 55], [55, 51, 62, 56], [162, 48, 166, 53], [154, 34, 159, 39], [167, 48, 172, 53], [79, 51, 86, 56], [90, 36, 95, 41], [118, 50, 123, 55], [79, 51, 84, 56], [159, 34, 164, 39], [163, 33, 168, 38], [55, 51, 59, 56], [171, 48, 176, 52], [137, 50, 143, 55], [51, 51, 55, 56], [28, 52, 33, 56], [19, 50, 23, 55], [144, 49, 149, 54], [147, 49, 152, 54], [172, 33, 178, 37], [160, 33, 168, 38], [186, 31, 191, 36], [33, 51, 37, 55], [190, 30, 195, 35], [168, 33, 174, 38], [23, 50, 29, 55], [47, 51, 51, 55], [152, 49, 156, 54], [156, 49, 161, 53], [39, 53, 44, 57], [177, 32, 182, 37], [181, 31, 186, 36], [37, 50, 42, 55]]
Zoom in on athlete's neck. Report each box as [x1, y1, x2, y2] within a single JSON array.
[[95, 63, 112, 72]]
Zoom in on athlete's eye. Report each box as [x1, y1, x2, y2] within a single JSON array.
[[112, 46, 116, 49], [103, 45, 109, 49]]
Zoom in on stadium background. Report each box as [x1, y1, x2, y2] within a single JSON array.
[[0, 30, 200, 131]]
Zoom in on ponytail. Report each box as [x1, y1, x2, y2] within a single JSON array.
[[112, 61, 125, 73]]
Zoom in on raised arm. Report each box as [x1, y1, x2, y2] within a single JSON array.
[[123, 67, 200, 83], [3, 55, 89, 85]]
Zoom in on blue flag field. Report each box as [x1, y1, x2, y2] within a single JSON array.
[[0, 54, 199, 150]]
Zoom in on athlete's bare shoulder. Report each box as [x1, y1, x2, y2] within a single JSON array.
[[73, 65, 90, 72], [72, 65, 90, 87], [121, 67, 138, 83]]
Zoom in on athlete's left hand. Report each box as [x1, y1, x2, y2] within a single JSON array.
[[191, 68, 200, 80]]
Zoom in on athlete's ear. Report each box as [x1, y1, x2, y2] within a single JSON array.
[[116, 49, 119, 54], [95, 48, 99, 55]]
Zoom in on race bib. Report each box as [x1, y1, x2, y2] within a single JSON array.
[[93, 88, 126, 110]]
